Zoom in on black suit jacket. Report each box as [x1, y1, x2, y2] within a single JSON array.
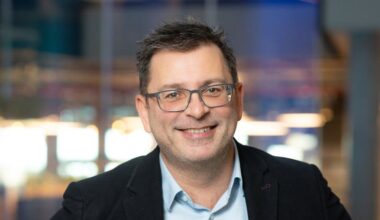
[[51, 142, 351, 220]]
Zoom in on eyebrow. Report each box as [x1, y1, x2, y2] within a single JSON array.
[[157, 79, 229, 91]]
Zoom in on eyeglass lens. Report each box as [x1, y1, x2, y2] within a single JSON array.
[[157, 84, 233, 112]]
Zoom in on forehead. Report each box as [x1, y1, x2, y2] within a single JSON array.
[[148, 44, 231, 91]]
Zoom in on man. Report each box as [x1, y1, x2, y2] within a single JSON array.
[[52, 20, 351, 220]]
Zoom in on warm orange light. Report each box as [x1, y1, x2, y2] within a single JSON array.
[[277, 113, 325, 128]]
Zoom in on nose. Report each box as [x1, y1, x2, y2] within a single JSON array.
[[184, 92, 210, 119]]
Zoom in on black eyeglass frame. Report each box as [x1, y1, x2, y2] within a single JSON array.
[[143, 83, 237, 112]]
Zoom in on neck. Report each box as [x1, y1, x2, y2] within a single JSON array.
[[161, 143, 235, 209]]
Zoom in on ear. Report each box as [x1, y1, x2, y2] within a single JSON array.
[[135, 94, 152, 133], [235, 83, 244, 121]]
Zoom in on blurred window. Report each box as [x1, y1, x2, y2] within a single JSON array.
[[57, 162, 98, 179], [56, 126, 99, 162], [0, 126, 47, 186], [105, 128, 156, 162]]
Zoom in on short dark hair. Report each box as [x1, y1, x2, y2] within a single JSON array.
[[136, 19, 238, 94]]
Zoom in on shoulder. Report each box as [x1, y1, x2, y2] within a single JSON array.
[[237, 143, 351, 219], [237, 143, 320, 182], [238, 143, 314, 168], [61, 154, 146, 208], [73, 146, 160, 196], [52, 148, 160, 219], [75, 155, 145, 194]]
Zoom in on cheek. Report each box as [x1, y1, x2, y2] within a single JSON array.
[[212, 108, 239, 132], [229, 99, 242, 121], [221, 106, 238, 119], [148, 111, 161, 127], [148, 110, 175, 130]]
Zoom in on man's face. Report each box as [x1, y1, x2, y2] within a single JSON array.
[[136, 44, 243, 167]]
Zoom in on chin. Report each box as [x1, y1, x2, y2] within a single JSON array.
[[184, 148, 220, 161]]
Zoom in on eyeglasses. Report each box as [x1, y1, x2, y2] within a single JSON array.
[[144, 83, 236, 112]]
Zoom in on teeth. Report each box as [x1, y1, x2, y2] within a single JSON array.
[[186, 127, 211, 134]]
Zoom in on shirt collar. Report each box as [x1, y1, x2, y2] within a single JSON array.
[[224, 141, 243, 206], [159, 154, 183, 211], [159, 141, 243, 212]]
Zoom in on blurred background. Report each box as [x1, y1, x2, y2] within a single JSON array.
[[0, 0, 379, 219]]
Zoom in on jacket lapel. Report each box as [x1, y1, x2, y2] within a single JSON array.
[[107, 148, 164, 220], [237, 143, 278, 220]]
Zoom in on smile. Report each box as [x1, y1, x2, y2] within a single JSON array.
[[185, 127, 211, 134], [178, 125, 217, 135]]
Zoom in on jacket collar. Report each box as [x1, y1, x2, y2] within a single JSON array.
[[123, 147, 164, 220], [237, 141, 278, 220], [107, 147, 164, 220]]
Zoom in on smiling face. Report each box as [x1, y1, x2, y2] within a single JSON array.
[[136, 44, 243, 168]]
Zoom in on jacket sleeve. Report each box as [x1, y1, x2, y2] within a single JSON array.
[[50, 182, 84, 220], [311, 165, 352, 220]]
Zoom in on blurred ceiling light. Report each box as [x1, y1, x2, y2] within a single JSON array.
[[58, 162, 98, 179], [31, 121, 83, 136], [11, 121, 24, 127], [112, 116, 145, 132], [0, 117, 84, 135], [267, 144, 304, 161], [237, 120, 288, 136], [285, 132, 318, 151], [277, 113, 326, 128]]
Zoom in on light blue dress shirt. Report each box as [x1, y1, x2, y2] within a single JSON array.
[[159, 144, 249, 220]]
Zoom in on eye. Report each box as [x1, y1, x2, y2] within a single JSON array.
[[203, 85, 223, 96], [160, 90, 185, 101], [166, 91, 179, 98], [164, 91, 178, 99]]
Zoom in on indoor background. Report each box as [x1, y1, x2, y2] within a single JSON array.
[[0, 0, 379, 219]]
